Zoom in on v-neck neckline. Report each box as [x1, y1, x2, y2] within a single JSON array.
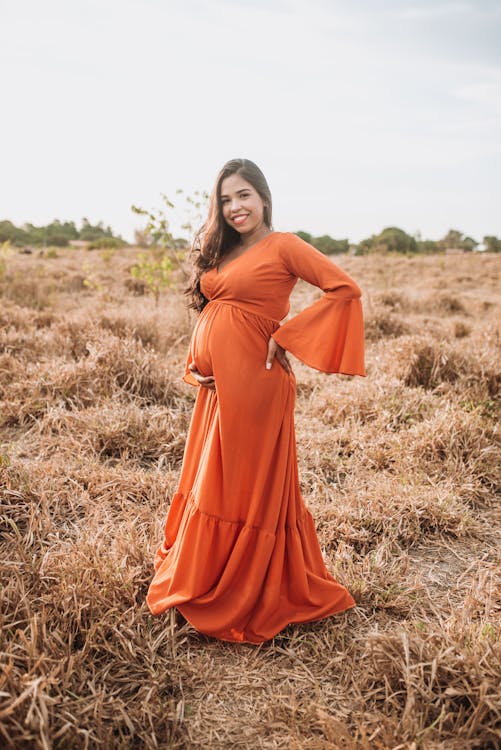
[[215, 231, 277, 275]]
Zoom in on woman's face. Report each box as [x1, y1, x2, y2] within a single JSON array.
[[220, 174, 267, 237]]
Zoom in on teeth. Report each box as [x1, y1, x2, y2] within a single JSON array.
[[234, 215, 247, 223]]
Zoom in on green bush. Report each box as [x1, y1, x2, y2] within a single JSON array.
[[357, 227, 417, 255], [294, 231, 348, 255], [483, 235, 501, 253], [130, 251, 173, 306], [88, 237, 127, 250]]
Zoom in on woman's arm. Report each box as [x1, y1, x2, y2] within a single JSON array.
[[270, 233, 366, 376]]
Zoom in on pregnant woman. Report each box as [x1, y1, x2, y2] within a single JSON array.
[[146, 158, 366, 643]]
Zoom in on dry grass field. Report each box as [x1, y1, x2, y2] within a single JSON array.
[[1, 245, 500, 749]]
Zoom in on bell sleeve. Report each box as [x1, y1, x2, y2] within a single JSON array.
[[271, 233, 366, 376], [183, 365, 200, 388]]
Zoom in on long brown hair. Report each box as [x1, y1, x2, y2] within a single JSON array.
[[184, 158, 273, 313]]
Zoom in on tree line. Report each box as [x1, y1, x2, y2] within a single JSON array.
[[1, 218, 500, 254], [0, 219, 125, 247], [297, 227, 501, 255]]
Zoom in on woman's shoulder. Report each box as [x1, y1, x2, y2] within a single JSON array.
[[269, 231, 300, 250], [271, 231, 312, 256], [272, 231, 307, 244]]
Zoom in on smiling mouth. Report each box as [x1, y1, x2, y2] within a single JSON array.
[[232, 215, 248, 225]]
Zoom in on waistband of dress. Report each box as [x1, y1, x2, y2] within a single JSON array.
[[204, 299, 281, 325]]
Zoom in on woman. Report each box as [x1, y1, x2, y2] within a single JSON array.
[[146, 158, 366, 643]]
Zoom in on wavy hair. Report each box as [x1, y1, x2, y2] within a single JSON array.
[[184, 158, 273, 312]]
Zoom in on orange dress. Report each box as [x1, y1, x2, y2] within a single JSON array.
[[146, 231, 366, 643]]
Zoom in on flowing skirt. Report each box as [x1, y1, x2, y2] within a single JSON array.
[[146, 300, 356, 643]]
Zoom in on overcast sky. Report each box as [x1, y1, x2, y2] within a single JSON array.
[[1, 0, 500, 244]]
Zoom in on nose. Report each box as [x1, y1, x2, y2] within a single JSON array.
[[230, 197, 242, 213]]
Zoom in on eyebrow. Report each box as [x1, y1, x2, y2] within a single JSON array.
[[220, 188, 251, 198]]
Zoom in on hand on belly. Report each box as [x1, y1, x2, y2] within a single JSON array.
[[189, 363, 216, 391]]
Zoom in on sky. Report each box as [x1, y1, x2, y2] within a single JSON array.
[[1, 0, 500, 244]]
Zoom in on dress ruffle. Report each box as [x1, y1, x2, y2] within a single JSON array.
[[147, 490, 356, 644]]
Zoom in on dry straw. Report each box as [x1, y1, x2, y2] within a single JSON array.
[[1, 248, 500, 749]]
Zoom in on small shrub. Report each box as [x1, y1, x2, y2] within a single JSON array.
[[436, 293, 466, 314], [124, 277, 147, 296], [404, 343, 466, 389], [365, 310, 410, 341], [88, 237, 126, 250], [130, 252, 173, 306]]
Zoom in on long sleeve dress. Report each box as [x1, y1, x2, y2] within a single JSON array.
[[146, 231, 366, 644]]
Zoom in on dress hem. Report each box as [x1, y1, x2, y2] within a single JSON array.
[[175, 599, 357, 645]]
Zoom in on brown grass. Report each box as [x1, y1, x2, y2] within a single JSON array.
[[1, 248, 500, 749]]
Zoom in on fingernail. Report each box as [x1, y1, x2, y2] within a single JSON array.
[[266, 363, 271, 370]]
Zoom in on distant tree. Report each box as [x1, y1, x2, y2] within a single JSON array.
[[0, 218, 123, 247], [439, 229, 463, 250], [416, 239, 439, 254], [311, 235, 349, 255], [47, 234, 69, 246], [295, 231, 313, 244], [45, 219, 79, 245], [356, 227, 416, 255], [0, 220, 28, 245], [0, 220, 15, 243], [376, 227, 417, 254], [79, 218, 120, 242], [294, 231, 349, 254], [461, 236, 478, 252], [23, 223, 47, 245], [483, 235, 501, 253], [356, 234, 377, 255]]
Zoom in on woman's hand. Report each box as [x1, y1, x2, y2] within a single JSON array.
[[188, 363, 216, 391], [266, 337, 292, 374]]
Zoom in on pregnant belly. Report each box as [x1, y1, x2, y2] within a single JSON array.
[[191, 303, 217, 376], [191, 301, 277, 377]]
